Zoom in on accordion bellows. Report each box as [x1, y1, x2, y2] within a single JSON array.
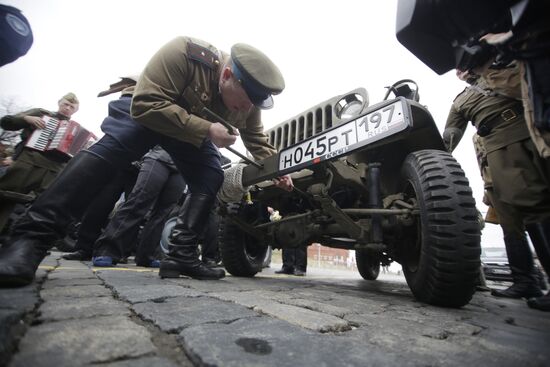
[[25, 115, 97, 157]]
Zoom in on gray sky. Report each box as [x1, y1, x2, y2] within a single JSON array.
[[0, 0, 503, 246]]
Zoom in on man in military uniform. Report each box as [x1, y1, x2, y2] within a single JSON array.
[[0, 93, 79, 232], [443, 67, 550, 311], [0, 37, 293, 286], [471, 133, 543, 299]]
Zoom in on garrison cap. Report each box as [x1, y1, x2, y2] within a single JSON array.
[[231, 43, 284, 110], [61, 92, 79, 104], [0, 5, 33, 67], [97, 75, 140, 97]]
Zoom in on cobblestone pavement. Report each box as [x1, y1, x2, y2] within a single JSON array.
[[1, 251, 549, 366]]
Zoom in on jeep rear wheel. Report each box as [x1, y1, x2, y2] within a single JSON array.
[[219, 202, 270, 277], [399, 150, 481, 307], [356, 249, 380, 280]]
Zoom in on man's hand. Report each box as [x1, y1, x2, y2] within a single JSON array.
[[442, 127, 463, 153], [273, 174, 293, 192], [208, 122, 238, 148], [23, 115, 46, 129]]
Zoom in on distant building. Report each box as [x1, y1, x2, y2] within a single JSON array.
[[307, 243, 354, 268]]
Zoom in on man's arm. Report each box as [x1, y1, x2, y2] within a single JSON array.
[[443, 104, 468, 152], [0, 108, 48, 130], [240, 108, 276, 161]]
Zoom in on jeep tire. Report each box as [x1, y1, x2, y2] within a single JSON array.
[[399, 150, 481, 307], [356, 249, 381, 280], [219, 202, 270, 277]]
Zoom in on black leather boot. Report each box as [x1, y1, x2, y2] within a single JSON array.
[[62, 250, 92, 261], [525, 220, 550, 311], [527, 293, 550, 311], [0, 151, 115, 286], [491, 233, 543, 299], [159, 194, 225, 280]]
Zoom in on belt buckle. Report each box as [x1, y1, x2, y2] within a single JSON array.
[[501, 108, 517, 121]]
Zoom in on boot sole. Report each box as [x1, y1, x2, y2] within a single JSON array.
[[159, 269, 181, 279]]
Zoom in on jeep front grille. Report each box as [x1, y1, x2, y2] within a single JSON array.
[[266, 88, 368, 151]]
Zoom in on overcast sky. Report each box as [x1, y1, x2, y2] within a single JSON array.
[[0, 0, 503, 246]]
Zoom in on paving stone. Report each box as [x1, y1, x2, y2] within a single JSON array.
[[112, 284, 202, 304], [40, 284, 112, 300], [0, 286, 39, 311], [2, 252, 549, 366], [46, 269, 96, 280], [101, 356, 181, 367], [213, 290, 350, 332], [39, 296, 130, 321], [96, 269, 167, 286], [57, 260, 92, 270], [252, 300, 350, 332], [41, 277, 103, 289], [0, 309, 25, 367], [168, 276, 294, 294], [275, 297, 350, 317], [179, 317, 397, 367], [132, 296, 258, 333], [10, 316, 156, 366]]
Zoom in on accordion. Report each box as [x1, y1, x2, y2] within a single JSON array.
[[25, 115, 98, 157]]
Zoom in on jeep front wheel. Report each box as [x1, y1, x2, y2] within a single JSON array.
[[219, 202, 270, 277], [399, 150, 481, 307]]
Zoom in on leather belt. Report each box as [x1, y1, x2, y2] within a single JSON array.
[[476, 106, 522, 137]]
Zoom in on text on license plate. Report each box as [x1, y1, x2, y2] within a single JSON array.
[[278, 101, 408, 172]]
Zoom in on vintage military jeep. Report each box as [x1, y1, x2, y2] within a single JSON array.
[[218, 80, 481, 308]]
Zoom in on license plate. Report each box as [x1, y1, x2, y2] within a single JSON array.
[[278, 100, 409, 172]]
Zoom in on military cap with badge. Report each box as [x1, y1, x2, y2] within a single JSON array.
[[230, 43, 285, 110]]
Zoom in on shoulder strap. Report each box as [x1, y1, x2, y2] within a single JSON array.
[[187, 41, 219, 69]]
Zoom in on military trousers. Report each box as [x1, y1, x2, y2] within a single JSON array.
[[73, 168, 138, 255], [281, 247, 308, 272], [487, 137, 550, 224], [0, 149, 64, 195], [94, 156, 185, 262]]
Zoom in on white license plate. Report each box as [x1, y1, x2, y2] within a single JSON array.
[[278, 101, 409, 172]]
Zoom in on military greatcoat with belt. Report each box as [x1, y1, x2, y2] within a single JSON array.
[[445, 74, 550, 223]]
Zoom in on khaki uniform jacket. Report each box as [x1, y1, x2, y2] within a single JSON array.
[[445, 78, 530, 155], [131, 37, 276, 161], [447, 73, 550, 217]]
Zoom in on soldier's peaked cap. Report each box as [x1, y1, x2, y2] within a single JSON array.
[[231, 43, 285, 110]]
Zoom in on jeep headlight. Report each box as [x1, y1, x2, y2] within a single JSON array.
[[335, 93, 365, 120]]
